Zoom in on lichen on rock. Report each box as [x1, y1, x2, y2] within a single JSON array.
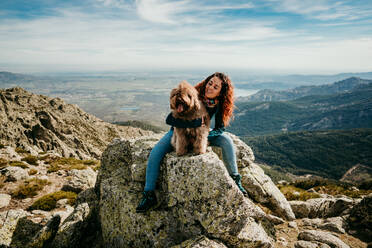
[[96, 134, 293, 247]]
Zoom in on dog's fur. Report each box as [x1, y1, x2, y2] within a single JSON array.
[[170, 81, 210, 156]]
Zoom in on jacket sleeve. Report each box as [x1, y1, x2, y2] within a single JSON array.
[[208, 104, 225, 138], [208, 126, 225, 138], [166, 113, 203, 128]]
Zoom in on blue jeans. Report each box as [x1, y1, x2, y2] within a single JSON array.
[[144, 129, 239, 191]]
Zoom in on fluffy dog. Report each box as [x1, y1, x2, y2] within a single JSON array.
[[170, 81, 210, 156]]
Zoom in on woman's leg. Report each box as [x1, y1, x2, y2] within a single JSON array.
[[208, 133, 247, 195], [208, 133, 239, 176], [144, 129, 174, 191]]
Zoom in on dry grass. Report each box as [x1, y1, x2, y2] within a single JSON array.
[[15, 147, 29, 154], [280, 179, 372, 200], [93, 163, 101, 171], [0, 175, 6, 189], [28, 169, 38, 175], [21, 155, 39, 166], [28, 191, 77, 211], [12, 178, 51, 199], [44, 156, 99, 173], [0, 158, 8, 168], [313, 185, 372, 198], [9, 161, 29, 169]]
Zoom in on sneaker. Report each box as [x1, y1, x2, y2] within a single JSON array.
[[231, 174, 248, 196], [136, 191, 158, 213]]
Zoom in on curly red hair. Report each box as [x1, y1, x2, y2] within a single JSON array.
[[194, 72, 235, 127]]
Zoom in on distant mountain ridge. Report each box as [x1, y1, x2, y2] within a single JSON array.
[[239, 77, 372, 102], [229, 81, 372, 136]]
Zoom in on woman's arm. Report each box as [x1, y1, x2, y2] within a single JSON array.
[[166, 113, 203, 128]]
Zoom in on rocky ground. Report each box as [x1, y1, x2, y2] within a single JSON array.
[[1, 87, 371, 247], [0, 145, 98, 224], [1, 134, 371, 248]]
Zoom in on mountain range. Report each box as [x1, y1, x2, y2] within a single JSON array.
[[238, 77, 372, 102], [229, 78, 372, 136]]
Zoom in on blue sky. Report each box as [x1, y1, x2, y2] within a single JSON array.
[[0, 0, 371, 74]]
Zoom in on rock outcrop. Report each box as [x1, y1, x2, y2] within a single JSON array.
[[61, 168, 97, 193], [215, 133, 295, 220], [290, 197, 357, 219], [96, 134, 295, 247], [298, 230, 350, 248], [347, 193, 372, 242], [0, 209, 29, 247], [0, 87, 151, 159]]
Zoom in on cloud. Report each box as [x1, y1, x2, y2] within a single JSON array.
[[134, 0, 255, 25], [264, 0, 372, 21], [203, 26, 283, 41], [0, 1, 371, 73], [135, 0, 190, 24]]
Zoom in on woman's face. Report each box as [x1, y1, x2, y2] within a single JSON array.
[[205, 76, 222, 99]]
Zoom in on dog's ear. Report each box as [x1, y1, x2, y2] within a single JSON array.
[[170, 88, 177, 98], [195, 99, 200, 110], [193, 91, 201, 110]]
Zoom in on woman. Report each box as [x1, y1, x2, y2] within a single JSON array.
[[136, 72, 247, 213]]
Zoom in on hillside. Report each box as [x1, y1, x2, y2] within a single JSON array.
[[239, 77, 372, 102], [229, 82, 372, 136], [242, 129, 372, 180], [0, 87, 152, 159]]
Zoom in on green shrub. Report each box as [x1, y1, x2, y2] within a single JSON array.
[[358, 179, 372, 190], [12, 178, 50, 199], [293, 179, 328, 190], [29, 191, 77, 211], [21, 155, 39, 166], [278, 185, 320, 201], [0, 144, 5, 149], [15, 147, 29, 154], [9, 161, 29, 169], [47, 164, 61, 173], [82, 159, 98, 165]]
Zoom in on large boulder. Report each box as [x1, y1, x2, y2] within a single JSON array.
[[50, 188, 101, 248], [347, 193, 372, 242], [62, 168, 97, 193], [0, 193, 11, 208], [215, 133, 295, 220], [0, 209, 29, 247], [1, 166, 29, 182], [298, 230, 349, 248], [290, 197, 357, 219], [302, 217, 346, 234], [171, 235, 228, 248], [9, 215, 60, 248], [97, 136, 279, 247]]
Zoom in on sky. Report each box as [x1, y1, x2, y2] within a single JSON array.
[[0, 0, 372, 74]]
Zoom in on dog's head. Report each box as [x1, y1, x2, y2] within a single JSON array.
[[170, 81, 200, 116]]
